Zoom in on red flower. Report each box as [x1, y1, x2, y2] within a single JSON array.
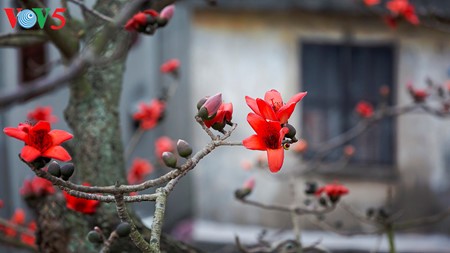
[[3, 121, 73, 163], [155, 136, 174, 158], [5, 209, 26, 237], [124, 10, 159, 31], [20, 176, 55, 198], [27, 106, 57, 123], [407, 83, 428, 102], [316, 183, 349, 201], [386, 0, 419, 25], [160, 5, 175, 20], [128, 158, 153, 184], [203, 102, 233, 129], [344, 145, 356, 157], [245, 89, 307, 124], [21, 222, 36, 246], [160, 59, 180, 73], [364, 0, 380, 6], [242, 113, 289, 173], [133, 100, 165, 130], [63, 183, 100, 215], [355, 101, 374, 118]]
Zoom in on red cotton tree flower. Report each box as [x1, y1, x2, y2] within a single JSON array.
[[3, 121, 73, 163], [243, 113, 289, 173], [355, 101, 374, 118], [127, 158, 153, 184], [155, 136, 175, 158], [316, 183, 349, 202], [133, 99, 166, 130], [364, 0, 380, 6], [20, 176, 55, 198], [203, 102, 233, 129], [63, 183, 100, 215], [27, 106, 58, 123], [5, 208, 26, 237], [386, 0, 419, 25], [160, 59, 180, 74], [245, 89, 307, 124]]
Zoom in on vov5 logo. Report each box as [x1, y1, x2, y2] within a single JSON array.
[[4, 8, 66, 30]]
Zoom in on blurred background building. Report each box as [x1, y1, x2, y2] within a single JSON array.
[[2, 0, 450, 252]]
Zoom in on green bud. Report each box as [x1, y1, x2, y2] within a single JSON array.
[[48, 161, 61, 177], [87, 230, 103, 244], [177, 139, 192, 158], [211, 121, 226, 131], [234, 188, 251, 200], [198, 107, 209, 120], [60, 163, 75, 179], [196, 97, 207, 110], [156, 17, 168, 27], [116, 222, 132, 237], [162, 152, 177, 168], [285, 124, 296, 139]]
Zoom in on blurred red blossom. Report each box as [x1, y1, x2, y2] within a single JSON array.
[[21, 222, 37, 246], [27, 106, 58, 123], [243, 113, 289, 173], [386, 0, 419, 25], [364, 0, 380, 6], [124, 9, 159, 31], [20, 176, 55, 198], [245, 89, 307, 124], [344, 145, 356, 157], [316, 183, 349, 201], [0, 199, 3, 209], [3, 121, 73, 163], [240, 159, 253, 171], [133, 99, 165, 130], [203, 102, 233, 129], [5, 208, 26, 237], [160, 59, 180, 74], [407, 83, 428, 102], [355, 101, 374, 118], [242, 177, 255, 191], [128, 158, 153, 184], [292, 139, 308, 153], [63, 183, 100, 215], [160, 5, 175, 20], [155, 136, 175, 158]]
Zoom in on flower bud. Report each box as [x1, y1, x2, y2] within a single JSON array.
[[234, 188, 251, 200], [60, 163, 75, 179], [87, 230, 103, 243], [176, 139, 192, 158], [48, 161, 61, 177], [162, 152, 177, 168], [329, 195, 341, 204], [211, 121, 226, 131], [160, 5, 175, 20], [318, 197, 328, 207], [198, 93, 222, 120], [196, 97, 207, 110], [366, 208, 375, 218], [304, 182, 317, 195], [116, 222, 132, 237], [242, 177, 255, 191], [156, 17, 168, 27], [285, 124, 296, 139]]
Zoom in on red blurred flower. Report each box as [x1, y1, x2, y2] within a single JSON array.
[[160, 59, 180, 74], [0, 199, 3, 209], [316, 183, 349, 201], [155, 136, 174, 158], [133, 100, 165, 130], [5, 208, 26, 237], [245, 89, 307, 124], [344, 145, 356, 157], [21, 222, 36, 246], [63, 183, 100, 215], [20, 176, 55, 198], [386, 0, 419, 25], [407, 83, 428, 102], [355, 101, 374, 118], [27, 106, 57, 123], [292, 139, 308, 153], [124, 9, 159, 31], [203, 102, 233, 129], [364, 0, 380, 6], [240, 159, 253, 171], [242, 177, 255, 191], [160, 5, 175, 20], [3, 121, 73, 163], [128, 158, 153, 184], [243, 113, 289, 173]]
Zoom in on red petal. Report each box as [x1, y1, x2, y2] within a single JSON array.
[[49, 130, 73, 145], [266, 148, 284, 173], [277, 103, 296, 124], [264, 89, 283, 106], [3, 127, 27, 141], [245, 96, 260, 115], [287, 92, 307, 105], [256, 99, 278, 121], [279, 127, 289, 144], [32, 121, 51, 132], [242, 135, 266, 150], [20, 146, 41, 162], [42, 146, 72, 161]]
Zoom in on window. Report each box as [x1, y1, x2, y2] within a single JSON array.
[[301, 42, 395, 165]]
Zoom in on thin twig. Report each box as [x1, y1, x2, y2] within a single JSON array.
[[149, 188, 167, 253]]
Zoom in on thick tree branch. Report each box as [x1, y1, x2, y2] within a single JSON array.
[[0, 31, 48, 47]]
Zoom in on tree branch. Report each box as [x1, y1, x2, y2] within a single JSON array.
[[0, 31, 48, 47], [67, 0, 114, 23]]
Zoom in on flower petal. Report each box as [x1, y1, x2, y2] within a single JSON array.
[[32, 121, 51, 132], [247, 113, 282, 140], [20, 146, 41, 162], [3, 127, 27, 141], [243, 135, 266, 150], [266, 148, 284, 173], [49, 130, 73, 145], [256, 99, 278, 121], [277, 103, 297, 124], [245, 96, 260, 115], [287, 92, 307, 105], [264, 89, 284, 109], [42, 146, 72, 162]]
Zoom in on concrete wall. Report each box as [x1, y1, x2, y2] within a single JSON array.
[[188, 9, 450, 231]]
